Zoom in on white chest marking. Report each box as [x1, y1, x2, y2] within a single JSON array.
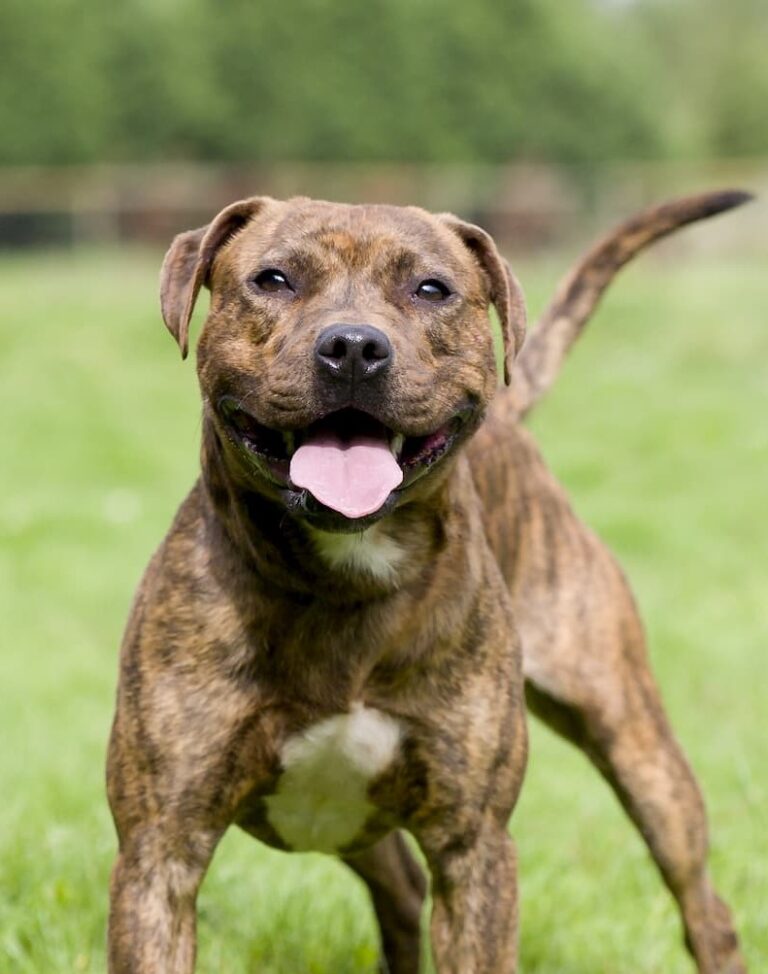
[[309, 526, 405, 583], [265, 705, 402, 853]]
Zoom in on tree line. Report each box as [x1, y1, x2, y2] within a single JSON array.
[[0, 0, 765, 166]]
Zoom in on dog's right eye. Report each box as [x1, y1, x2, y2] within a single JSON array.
[[252, 269, 293, 293]]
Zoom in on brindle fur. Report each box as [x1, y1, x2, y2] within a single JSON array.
[[107, 192, 749, 973]]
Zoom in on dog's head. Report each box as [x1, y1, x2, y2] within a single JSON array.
[[160, 196, 525, 532]]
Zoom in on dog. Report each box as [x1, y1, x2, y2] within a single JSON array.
[[107, 189, 750, 973]]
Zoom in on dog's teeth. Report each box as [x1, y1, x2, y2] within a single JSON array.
[[390, 433, 405, 459], [282, 431, 296, 457]]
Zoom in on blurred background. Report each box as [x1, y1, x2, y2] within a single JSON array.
[[1, 1, 766, 971], [0, 0, 766, 251]]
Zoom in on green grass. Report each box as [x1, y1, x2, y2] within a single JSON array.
[[1, 245, 766, 973]]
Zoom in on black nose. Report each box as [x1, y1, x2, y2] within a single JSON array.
[[314, 324, 393, 383]]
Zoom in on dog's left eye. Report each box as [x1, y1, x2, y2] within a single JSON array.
[[253, 269, 294, 293], [415, 279, 451, 302]]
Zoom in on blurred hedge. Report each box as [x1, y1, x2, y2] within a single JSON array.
[[0, 0, 765, 166]]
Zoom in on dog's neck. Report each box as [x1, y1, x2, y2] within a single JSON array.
[[198, 421, 468, 605]]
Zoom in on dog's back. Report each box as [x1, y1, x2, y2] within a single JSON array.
[[472, 189, 752, 699]]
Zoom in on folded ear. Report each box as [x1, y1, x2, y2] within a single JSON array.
[[440, 216, 526, 385], [159, 197, 269, 359]]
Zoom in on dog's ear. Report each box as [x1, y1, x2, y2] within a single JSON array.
[[441, 216, 526, 385], [160, 197, 269, 359]]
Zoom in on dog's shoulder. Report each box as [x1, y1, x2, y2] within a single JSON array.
[[121, 481, 242, 649]]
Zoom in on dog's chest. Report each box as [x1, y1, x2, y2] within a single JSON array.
[[264, 704, 402, 853]]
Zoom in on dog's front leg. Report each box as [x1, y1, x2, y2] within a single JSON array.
[[108, 824, 221, 974], [423, 816, 519, 974]]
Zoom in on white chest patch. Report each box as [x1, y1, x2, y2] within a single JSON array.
[[265, 705, 402, 853], [309, 526, 405, 583]]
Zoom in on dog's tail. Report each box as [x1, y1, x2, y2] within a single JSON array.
[[511, 189, 753, 418]]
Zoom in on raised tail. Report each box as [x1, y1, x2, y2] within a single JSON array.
[[510, 189, 754, 418]]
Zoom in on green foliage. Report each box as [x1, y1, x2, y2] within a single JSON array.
[[646, 0, 768, 158], [0, 247, 766, 970], [1, 0, 765, 165]]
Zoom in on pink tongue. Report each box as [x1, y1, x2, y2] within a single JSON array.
[[290, 433, 403, 519]]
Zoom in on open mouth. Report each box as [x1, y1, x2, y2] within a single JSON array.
[[219, 399, 470, 521]]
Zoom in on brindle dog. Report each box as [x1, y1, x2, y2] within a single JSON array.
[[107, 190, 750, 973]]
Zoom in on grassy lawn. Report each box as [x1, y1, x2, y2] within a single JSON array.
[[1, 243, 765, 973]]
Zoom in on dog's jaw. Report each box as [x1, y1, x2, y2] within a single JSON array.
[[213, 397, 482, 533]]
